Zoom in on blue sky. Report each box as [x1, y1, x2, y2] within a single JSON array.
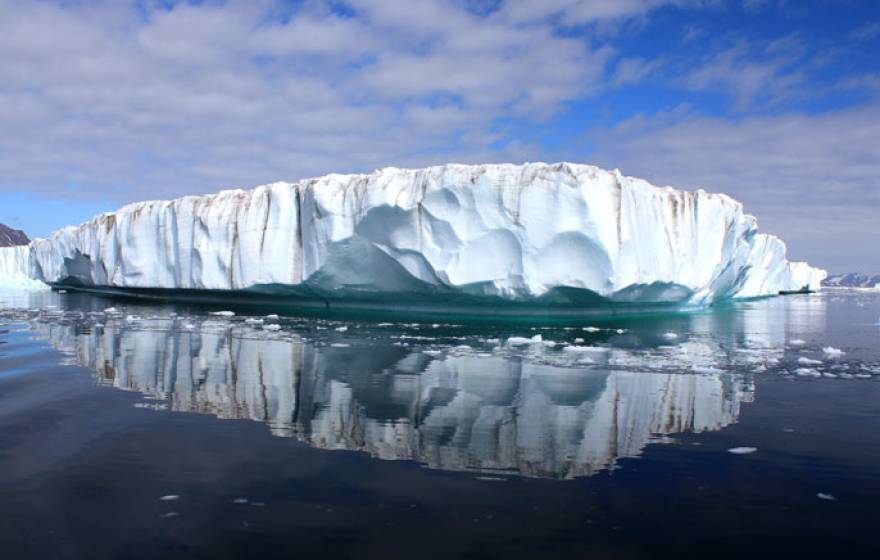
[[0, 0, 878, 272]]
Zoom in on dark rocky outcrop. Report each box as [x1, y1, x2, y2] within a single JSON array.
[[0, 223, 29, 247]]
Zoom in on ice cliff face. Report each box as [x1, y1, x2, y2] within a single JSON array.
[[4, 163, 825, 306], [0, 245, 45, 289]]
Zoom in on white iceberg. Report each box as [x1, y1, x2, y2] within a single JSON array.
[[1, 163, 825, 310]]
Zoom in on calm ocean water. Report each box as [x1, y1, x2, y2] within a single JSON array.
[[1, 288, 878, 559]]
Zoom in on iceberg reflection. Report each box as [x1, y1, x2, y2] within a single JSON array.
[[32, 318, 754, 479]]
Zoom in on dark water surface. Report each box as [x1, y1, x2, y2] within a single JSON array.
[[1, 289, 878, 559]]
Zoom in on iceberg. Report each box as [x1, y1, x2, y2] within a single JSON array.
[[1, 163, 825, 312]]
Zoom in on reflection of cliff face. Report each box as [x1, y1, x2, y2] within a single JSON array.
[[34, 321, 753, 479]]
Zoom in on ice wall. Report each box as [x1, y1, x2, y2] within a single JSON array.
[[0, 245, 46, 289], [13, 163, 825, 305]]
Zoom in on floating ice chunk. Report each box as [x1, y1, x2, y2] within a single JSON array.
[[574, 337, 584, 343], [816, 493, 836, 501], [796, 368, 821, 377], [159, 495, 180, 501], [126, 315, 141, 322], [727, 447, 757, 455], [210, 310, 235, 317], [789, 339, 806, 346], [335, 326, 348, 332], [615, 329, 627, 334], [422, 350, 443, 356], [663, 332, 678, 340], [263, 324, 282, 331], [104, 307, 119, 314], [583, 327, 600, 333], [507, 336, 538, 346], [797, 357, 822, 365], [244, 318, 264, 325], [823, 346, 845, 357], [182, 323, 195, 330], [265, 314, 279, 320], [562, 345, 604, 353], [330, 343, 350, 348]]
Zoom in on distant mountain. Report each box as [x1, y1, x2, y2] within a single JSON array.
[[823, 273, 880, 289], [0, 223, 29, 247]]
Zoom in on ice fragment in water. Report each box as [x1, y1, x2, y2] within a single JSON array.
[[727, 447, 757, 454]]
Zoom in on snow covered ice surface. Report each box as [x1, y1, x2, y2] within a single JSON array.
[[1, 163, 825, 313]]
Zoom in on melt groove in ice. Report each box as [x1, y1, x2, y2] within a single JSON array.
[[0, 163, 825, 305]]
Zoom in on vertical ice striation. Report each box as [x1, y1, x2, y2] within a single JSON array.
[[5, 163, 825, 307], [0, 245, 46, 289]]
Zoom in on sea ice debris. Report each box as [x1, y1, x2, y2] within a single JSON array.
[[727, 447, 757, 454]]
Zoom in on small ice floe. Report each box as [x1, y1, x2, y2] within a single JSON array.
[[663, 332, 678, 340], [816, 493, 836, 501], [159, 512, 179, 519], [377, 322, 393, 327], [798, 357, 823, 365], [574, 337, 584, 343], [126, 315, 141, 322], [823, 346, 845, 357], [789, 339, 806, 346], [159, 495, 180, 501], [233, 498, 249, 504], [796, 368, 822, 377], [822, 372, 839, 379], [507, 336, 533, 346], [182, 323, 196, 330], [431, 323, 441, 328], [330, 343, 350, 348], [335, 326, 348, 332], [583, 326, 600, 332], [210, 310, 235, 317], [265, 314, 279, 320], [94, 323, 104, 328], [562, 345, 602, 354], [855, 373, 873, 379], [727, 446, 758, 455], [263, 324, 282, 331], [244, 318, 264, 325], [422, 350, 443, 356], [104, 307, 120, 314], [615, 329, 627, 334]]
